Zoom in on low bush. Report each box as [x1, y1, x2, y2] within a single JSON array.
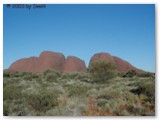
[[3, 102, 9, 116], [31, 73, 40, 79], [130, 83, 154, 99], [67, 85, 89, 97], [125, 70, 137, 78], [43, 69, 62, 81], [69, 73, 80, 79], [3, 73, 10, 78], [117, 72, 125, 77], [45, 73, 58, 81], [43, 69, 61, 78], [60, 73, 70, 80], [10, 72, 20, 78], [19, 72, 29, 77], [26, 90, 59, 113], [88, 61, 117, 82], [138, 72, 155, 78], [23, 74, 32, 81], [4, 85, 22, 100]]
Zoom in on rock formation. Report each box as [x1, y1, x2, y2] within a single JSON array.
[[113, 56, 142, 73], [9, 51, 65, 72], [64, 56, 87, 72], [89, 52, 115, 64], [38, 51, 65, 72], [7, 51, 143, 73], [89, 52, 143, 73], [9, 57, 39, 72], [8, 51, 87, 73]]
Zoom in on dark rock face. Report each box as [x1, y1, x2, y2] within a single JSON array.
[[64, 56, 87, 72], [89, 52, 143, 73]]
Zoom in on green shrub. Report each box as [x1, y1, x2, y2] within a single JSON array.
[[31, 73, 40, 79], [97, 100, 107, 108], [88, 61, 117, 82], [138, 72, 155, 78], [130, 83, 154, 97], [4, 85, 22, 100], [60, 73, 70, 79], [45, 73, 58, 81], [60, 72, 89, 81], [43, 69, 61, 77], [67, 85, 89, 97], [75, 73, 89, 80], [10, 72, 20, 78], [23, 74, 32, 81], [19, 72, 29, 77], [3, 73, 10, 78], [69, 73, 80, 79], [43, 69, 62, 81], [130, 80, 155, 106], [26, 90, 59, 113], [117, 72, 125, 77], [67, 73, 89, 81], [3, 102, 9, 116]]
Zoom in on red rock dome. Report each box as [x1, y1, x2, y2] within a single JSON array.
[[39, 51, 65, 72], [89, 52, 115, 65], [9, 51, 65, 72], [64, 56, 87, 72], [8, 51, 143, 73], [9, 57, 39, 72], [89, 52, 143, 73]]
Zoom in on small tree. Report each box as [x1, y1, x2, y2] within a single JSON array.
[[88, 61, 117, 82]]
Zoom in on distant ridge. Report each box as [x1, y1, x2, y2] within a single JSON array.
[[5, 51, 143, 73]]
